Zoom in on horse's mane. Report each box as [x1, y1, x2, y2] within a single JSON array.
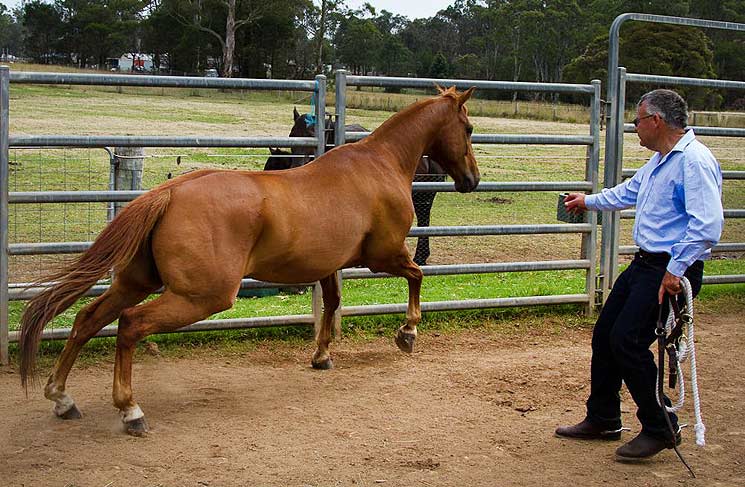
[[370, 88, 458, 140]]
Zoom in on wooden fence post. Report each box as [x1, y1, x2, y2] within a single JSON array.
[[113, 146, 145, 215]]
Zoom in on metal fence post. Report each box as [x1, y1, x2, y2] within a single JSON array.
[[310, 75, 340, 336], [335, 70, 347, 148], [314, 74, 326, 159], [583, 79, 602, 314], [600, 68, 627, 303], [1, 66, 10, 364], [331, 70, 349, 337]]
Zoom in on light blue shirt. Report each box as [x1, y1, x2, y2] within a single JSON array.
[[586, 129, 723, 277]]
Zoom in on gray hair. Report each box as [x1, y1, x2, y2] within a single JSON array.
[[638, 89, 688, 129]]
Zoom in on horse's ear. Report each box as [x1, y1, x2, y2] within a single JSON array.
[[293, 107, 300, 121], [458, 87, 476, 106], [434, 83, 446, 95]]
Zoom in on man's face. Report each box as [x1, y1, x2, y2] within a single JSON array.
[[634, 102, 658, 150]]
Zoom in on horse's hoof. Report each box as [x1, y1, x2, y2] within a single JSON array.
[[56, 404, 83, 420], [125, 417, 149, 437], [311, 357, 333, 370], [395, 330, 416, 353]]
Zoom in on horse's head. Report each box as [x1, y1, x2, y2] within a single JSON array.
[[426, 86, 480, 193], [290, 107, 316, 138], [290, 107, 338, 151]]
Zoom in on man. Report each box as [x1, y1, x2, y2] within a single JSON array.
[[556, 89, 723, 460]]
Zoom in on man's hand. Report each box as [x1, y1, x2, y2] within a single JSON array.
[[658, 271, 682, 304], [564, 193, 587, 214]]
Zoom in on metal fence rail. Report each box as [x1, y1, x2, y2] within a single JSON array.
[[0, 69, 328, 363], [335, 69, 602, 331], [0, 66, 600, 361], [607, 66, 745, 292], [601, 14, 745, 301], [601, 13, 745, 301]]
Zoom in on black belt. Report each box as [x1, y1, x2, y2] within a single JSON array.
[[636, 249, 670, 261]]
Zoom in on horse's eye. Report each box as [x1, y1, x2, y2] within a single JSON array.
[[466, 125, 473, 135]]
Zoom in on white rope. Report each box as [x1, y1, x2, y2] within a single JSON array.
[[656, 277, 706, 446]]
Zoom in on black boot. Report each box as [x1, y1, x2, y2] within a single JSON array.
[[555, 419, 623, 440], [615, 431, 681, 460]]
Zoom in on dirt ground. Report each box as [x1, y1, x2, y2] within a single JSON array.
[[1, 308, 743, 487]]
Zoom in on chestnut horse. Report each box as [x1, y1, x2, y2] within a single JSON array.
[[19, 86, 480, 436], [267, 109, 447, 265]]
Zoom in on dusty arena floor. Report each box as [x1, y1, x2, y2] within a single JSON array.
[[1, 307, 743, 487]]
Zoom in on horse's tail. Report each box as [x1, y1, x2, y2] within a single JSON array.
[[19, 188, 172, 388]]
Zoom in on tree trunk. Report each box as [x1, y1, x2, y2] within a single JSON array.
[[222, 0, 237, 77], [315, 0, 327, 74]]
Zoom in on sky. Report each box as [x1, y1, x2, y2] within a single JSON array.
[[2, 0, 455, 20], [345, 0, 454, 19]]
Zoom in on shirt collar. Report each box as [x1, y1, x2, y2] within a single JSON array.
[[655, 128, 695, 166], [672, 128, 696, 153]]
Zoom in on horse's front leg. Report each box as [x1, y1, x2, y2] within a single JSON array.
[[312, 273, 341, 370], [396, 262, 423, 353], [376, 251, 423, 353]]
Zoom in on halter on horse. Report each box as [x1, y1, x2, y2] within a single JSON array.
[[19, 86, 480, 436]]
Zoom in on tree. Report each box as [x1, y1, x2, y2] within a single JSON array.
[[0, 4, 23, 58], [565, 23, 720, 108], [429, 51, 451, 78], [21, 0, 63, 63], [333, 14, 382, 75], [165, 0, 265, 77]]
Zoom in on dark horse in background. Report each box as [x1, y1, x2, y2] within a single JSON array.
[[265, 108, 447, 265], [19, 87, 479, 436]]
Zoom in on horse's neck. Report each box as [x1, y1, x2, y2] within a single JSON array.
[[370, 99, 449, 179]]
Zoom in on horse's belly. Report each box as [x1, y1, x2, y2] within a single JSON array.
[[246, 235, 361, 283]]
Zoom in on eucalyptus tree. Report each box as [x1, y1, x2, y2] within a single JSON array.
[[163, 0, 266, 76], [332, 12, 383, 74]]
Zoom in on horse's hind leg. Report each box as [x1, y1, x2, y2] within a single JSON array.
[[113, 290, 234, 436], [44, 280, 152, 420], [311, 273, 341, 370]]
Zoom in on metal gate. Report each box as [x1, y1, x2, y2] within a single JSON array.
[[600, 13, 745, 302]]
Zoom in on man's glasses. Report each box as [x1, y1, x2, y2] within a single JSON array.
[[632, 113, 654, 127]]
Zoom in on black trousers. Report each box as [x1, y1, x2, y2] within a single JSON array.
[[586, 252, 703, 439]]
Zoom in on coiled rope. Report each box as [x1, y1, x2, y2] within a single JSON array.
[[656, 276, 706, 447]]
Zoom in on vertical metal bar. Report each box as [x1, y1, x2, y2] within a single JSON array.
[[584, 79, 602, 314], [311, 74, 329, 333], [600, 25, 622, 304], [104, 147, 116, 223], [1, 66, 10, 364], [606, 68, 627, 299], [314, 74, 326, 158], [335, 69, 347, 148], [333, 70, 347, 338]]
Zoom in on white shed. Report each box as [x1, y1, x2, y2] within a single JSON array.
[[117, 53, 154, 72]]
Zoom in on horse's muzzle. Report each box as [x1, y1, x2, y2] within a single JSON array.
[[455, 173, 480, 193]]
